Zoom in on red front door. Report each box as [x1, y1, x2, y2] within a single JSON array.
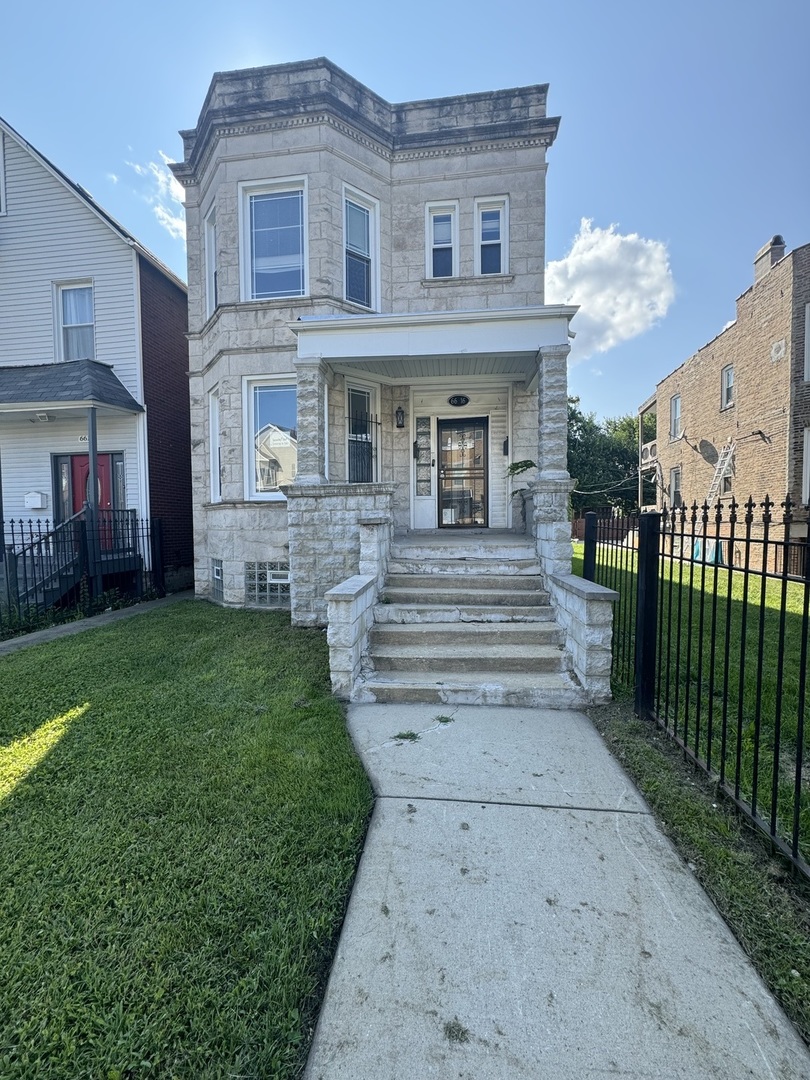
[[69, 455, 114, 515]]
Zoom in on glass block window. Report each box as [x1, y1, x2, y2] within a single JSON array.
[[211, 558, 224, 602], [245, 561, 291, 607]]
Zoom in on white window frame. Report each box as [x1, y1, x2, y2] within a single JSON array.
[[669, 394, 681, 439], [54, 280, 95, 362], [239, 178, 308, 302], [0, 132, 6, 216], [670, 466, 682, 508], [474, 197, 509, 276], [425, 201, 459, 279], [720, 364, 734, 409], [204, 205, 218, 318], [803, 429, 810, 505], [345, 380, 378, 483], [343, 185, 379, 311], [243, 376, 298, 501], [210, 387, 222, 502]]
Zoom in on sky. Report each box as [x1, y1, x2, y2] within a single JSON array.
[[2, 0, 808, 421]]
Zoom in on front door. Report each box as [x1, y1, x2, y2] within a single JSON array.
[[53, 453, 124, 521], [437, 418, 488, 528]]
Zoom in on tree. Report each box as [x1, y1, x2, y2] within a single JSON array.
[[568, 397, 639, 515]]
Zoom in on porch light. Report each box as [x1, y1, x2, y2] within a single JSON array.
[[395, 406, 405, 429]]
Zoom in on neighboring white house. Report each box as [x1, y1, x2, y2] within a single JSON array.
[[0, 117, 193, 582], [172, 59, 616, 703]]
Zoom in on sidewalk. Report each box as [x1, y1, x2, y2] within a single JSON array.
[[0, 592, 191, 658], [305, 704, 810, 1079]]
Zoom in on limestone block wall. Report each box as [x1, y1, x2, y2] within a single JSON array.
[[284, 483, 395, 626], [548, 574, 617, 703]]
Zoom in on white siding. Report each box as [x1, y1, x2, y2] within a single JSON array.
[[0, 413, 142, 521], [0, 132, 140, 398]]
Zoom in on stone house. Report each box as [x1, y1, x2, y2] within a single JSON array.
[[0, 116, 193, 587], [638, 237, 810, 547], [171, 58, 616, 704]]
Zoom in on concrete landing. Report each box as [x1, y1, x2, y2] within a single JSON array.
[[304, 705, 810, 1080]]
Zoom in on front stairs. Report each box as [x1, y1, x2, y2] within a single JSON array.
[[356, 531, 582, 707]]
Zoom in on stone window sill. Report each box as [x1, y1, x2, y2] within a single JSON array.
[[421, 274, 514, 288]]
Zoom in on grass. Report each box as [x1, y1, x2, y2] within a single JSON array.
[[572, 540, 810, 867], [590, 696, 810, 1044], [0, 601, 373, 1079]]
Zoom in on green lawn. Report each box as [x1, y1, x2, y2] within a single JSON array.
[[0, 601, 373, 1079], [573, 541, 810, 868]]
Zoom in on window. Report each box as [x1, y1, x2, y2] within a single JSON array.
[[721, 365, 734, 408], [669, 394, 681, 439], [344, 188, 378, 309], [211, 559, 224, 603], [804, 305, 810, 382], [721, 474, 733, 495], [426, 202, 458, 278], [475, 197, 508, 275], [346, 384, 377, 482], [669, 467, 682, 508], [245, 561, 290, 608], [241, 181, 306, 300], [210, 387, 222, 502], [58, 284, 94, 361], [245, 380, 297, 499], [205, 206, 218, 317]]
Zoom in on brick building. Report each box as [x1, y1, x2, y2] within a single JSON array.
[[639, 236, 810, 540]]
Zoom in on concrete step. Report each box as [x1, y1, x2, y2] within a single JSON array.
[[382, 586, 548, 607], [370, 621, 562, 647], [384, 572, 546, 592], [386, 558, 541, 577], [354, 669, 585, 709], [370, 642, 566, 674], [373, 603, 557, 623], [391, 539, 537, 562]]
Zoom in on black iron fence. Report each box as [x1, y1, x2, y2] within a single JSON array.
[[582, 496, 810, 880], [1, 510, 164, 638]]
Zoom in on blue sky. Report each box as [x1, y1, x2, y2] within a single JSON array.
[[2, 0, 808, 420]]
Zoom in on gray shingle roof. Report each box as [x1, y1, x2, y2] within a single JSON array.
[[0, 360, 144, 412]]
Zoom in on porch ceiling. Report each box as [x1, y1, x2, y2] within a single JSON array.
[[290, 305, 577, 384]]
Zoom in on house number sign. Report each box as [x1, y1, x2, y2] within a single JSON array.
[[448, 395, 470, 407]]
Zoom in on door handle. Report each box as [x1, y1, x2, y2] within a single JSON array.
[[431, 459, 436, 467]]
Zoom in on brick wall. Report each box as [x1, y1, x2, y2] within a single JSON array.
[[138, 255, 193, 581], [655, 249, 802, 511]]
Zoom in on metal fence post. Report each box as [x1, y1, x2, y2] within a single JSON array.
[[583, 512, 597, 581], [635, 511, 660, 720]]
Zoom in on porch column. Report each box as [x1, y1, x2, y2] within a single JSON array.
[[531, 344, 574, 577], [293, 357, 328, 485]]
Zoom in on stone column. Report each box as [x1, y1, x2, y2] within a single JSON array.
[[293, 357, 328, 484], [531, 343, 574, 577]]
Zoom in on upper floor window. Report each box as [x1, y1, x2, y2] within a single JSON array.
[[245, 379, 298, 499], [58, 284, 94, 361], [204, 206, 218, 317], [241, 181, 306, 301], [669, 394, 681, 439], [426, 203, 458, 278], [344, 188, 378, 309], [721, 364, 734, 408], [475, 197, 509, 275]]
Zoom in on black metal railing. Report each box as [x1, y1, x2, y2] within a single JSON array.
[[346, 412, 380, 484], [1, 509, 164, 638], [582, 496, 810, 880]]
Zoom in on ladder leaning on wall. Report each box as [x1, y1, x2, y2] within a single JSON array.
[[707, 441, 736, 503]]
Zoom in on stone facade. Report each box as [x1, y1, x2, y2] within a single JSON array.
[[172, 58, 578, 625], [641, 238, 810, 532]]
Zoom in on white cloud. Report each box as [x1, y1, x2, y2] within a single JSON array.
[[126, 152, 186, 245], [546, 218, 675, 365]]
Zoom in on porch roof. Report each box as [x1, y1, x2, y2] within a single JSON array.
[[0, 360, 143, 417], [289, 305, 577, 384]]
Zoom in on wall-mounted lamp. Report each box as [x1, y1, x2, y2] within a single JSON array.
[[395, 405, 405, 429]]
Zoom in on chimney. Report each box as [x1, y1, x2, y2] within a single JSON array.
[[754, 235, 786, 282]]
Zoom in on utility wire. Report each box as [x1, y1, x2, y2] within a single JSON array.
[[573, 467, 640, 496]]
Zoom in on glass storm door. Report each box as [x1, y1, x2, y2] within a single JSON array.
[[437, 418, 488, 527]]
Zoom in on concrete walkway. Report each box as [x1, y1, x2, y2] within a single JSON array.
[[0, 592, 191, 657], [305, 704, 810, 1079]]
